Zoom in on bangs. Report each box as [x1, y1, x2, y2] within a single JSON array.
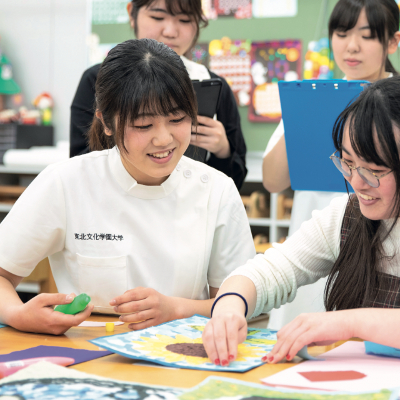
[[142, 0, 200, 18], [333, 87, 399, 169], [329, 0, 387, 43], [115, 56, 197, 153]]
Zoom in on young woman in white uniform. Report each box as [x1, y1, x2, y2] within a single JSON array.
[[70, 0, 247, 190], [203, 75, 400, 365], [263, 0, 400, 330], [0, 39, 255, 335]]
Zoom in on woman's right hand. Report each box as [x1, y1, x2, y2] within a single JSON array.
[[202, 309, 248, 366], [10, 293, 93, 335]]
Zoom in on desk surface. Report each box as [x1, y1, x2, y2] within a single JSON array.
[[1, 315, 343, 389]]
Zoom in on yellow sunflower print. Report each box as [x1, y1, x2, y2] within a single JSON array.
[[131, 334, 265, 366]]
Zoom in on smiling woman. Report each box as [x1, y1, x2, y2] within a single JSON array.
[[0, 39, 255, 335], [70, 0, 247, 190], [202, 75, 400, 366]]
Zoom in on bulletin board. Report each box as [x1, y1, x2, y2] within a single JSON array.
[[91, 0, 386, 151]]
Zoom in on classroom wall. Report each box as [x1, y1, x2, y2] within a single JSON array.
[[0, 0, 90, 143], [92, 0, 400, 152]]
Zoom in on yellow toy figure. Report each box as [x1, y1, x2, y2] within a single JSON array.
[[33, 92, 53, 126]]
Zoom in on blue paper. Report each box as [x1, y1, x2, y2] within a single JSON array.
[[0, 324, 7, 328], [296, 345, 325, 361], [365, 341, 400, 358], [90, 315, 278, 372]]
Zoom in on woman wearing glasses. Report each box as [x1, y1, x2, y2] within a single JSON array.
[[202, 76, 400, 365], [263, 0, 400, 330]]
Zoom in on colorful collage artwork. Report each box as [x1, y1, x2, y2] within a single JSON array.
[[1, 363, 397, 400], [90, 314, 277, 372], [249, 40, 302, 122], [208, 38, 252, 106], [180, 376, 398, 400]]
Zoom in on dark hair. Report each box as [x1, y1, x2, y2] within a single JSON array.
[[328, 0, 399, 76], [88, 38, 197, 153], [325, 75, 400, 311], [129, 0, 208, 49]]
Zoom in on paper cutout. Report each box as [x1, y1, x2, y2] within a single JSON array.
[[91, 0, 130, 25], [78, 320, 124, 327], [262, 341, 400, 392], [212, 0, 252, 19], [252, 0, 297, 18], [299, 371, 367, 382], [0, 324, 7, 328], [181, 376, 397, 400], [249, 40, 302, 122], [364, 341, 400, 359], [0, 345, 112, 366], [304, 38, 335, 80], [0, 361, 183, 400], [188, 43, 209, 67], [90, 314, 277, 372], [209, 37, 252, 106], [297, 345, 324, 361]]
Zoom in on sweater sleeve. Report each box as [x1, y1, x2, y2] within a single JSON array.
[[207, 71, 247, 190], [226, 194, 349, 318], [70, 64, 101, 158]]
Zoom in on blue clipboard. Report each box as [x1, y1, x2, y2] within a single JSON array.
[[278, 79, 369, 192]]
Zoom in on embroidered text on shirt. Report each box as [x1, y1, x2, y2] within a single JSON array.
[[74, 233, 124, 241]]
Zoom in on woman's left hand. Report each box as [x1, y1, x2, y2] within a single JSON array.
[[110, 287, 179, 330], [191, 116, 231, 159], [266, 311, 355, 364]]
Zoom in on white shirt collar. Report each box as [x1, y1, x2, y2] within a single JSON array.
[[180, 55, 211, 81], [108, 146, 181, 199]]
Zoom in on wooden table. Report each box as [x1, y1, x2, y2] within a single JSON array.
[[1, 315, 343, 389]]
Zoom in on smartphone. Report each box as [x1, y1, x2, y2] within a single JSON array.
[[192, 78, 222, 118]]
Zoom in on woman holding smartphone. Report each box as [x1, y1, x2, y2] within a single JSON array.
[[70, 0, 247, 189]]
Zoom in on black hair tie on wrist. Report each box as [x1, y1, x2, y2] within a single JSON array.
[[210, 292, 248, 318]]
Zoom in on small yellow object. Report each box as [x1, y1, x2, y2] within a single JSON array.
[[105, 322, 114, 332]]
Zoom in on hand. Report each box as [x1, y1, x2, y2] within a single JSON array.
[[110, 287, 180, 330], [202, 308, 247, 366], [265, 311, 355, 364], [191, 116, 231, 159], [10, 293, 93, 335]]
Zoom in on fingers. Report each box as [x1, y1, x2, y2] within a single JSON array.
[[202, 315, 245, 366], [197, 115, 216, 126], [110, 287, 149, 307], [202, 321, 220, 364], [35, 292, 76, 308], [119, 309, 152, 324]]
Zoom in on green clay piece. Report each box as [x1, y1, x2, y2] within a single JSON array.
[[54, 293, 91, 315]]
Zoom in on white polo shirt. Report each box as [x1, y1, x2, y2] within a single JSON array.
[[0, 148, 255, 311]]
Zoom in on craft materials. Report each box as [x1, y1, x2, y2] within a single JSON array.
[[106, 322, 115, 332], [0, 324, 6, 328], [0, 357, 74, 378], [91, 314, 277, 372], [249, 40, 302, 122], [0, 361, 183, 400], [364, 341, 400, 359], [180, 376, 398, 400], [0, 345, 112, 366], [54, 293, 91, 315], [262, 341, 400, 392]]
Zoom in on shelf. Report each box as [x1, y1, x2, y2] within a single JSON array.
[[0, 165, 44, 174], [248, 218, 271, 226], [0, 203, 13, 212]]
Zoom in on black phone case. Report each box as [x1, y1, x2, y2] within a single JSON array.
[[192, 79, 222, 118]]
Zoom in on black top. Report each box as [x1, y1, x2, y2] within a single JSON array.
[[70, 64, 247, 189]]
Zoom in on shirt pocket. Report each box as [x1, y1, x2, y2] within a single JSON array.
[[77, 253, 127, 311]]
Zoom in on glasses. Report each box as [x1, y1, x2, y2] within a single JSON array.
[[329, 151, 392, 188]]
